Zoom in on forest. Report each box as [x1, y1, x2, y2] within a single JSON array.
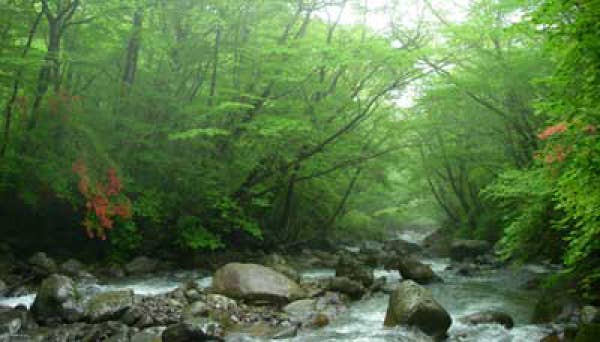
[[0, 0, 599, 341]]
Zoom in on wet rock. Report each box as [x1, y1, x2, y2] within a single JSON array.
[[206, 294, 237, 311], [59, 258, 88, 278], [383, 239, 423, 256], [162, 318, 223, 342], [581, 306, 600, 324], [270, 264, 301, 283], [85, 290, 134, 322], [326, 277, 365, 299], [272, 324, 298, 339], [212, 263, 304, 303], [453, 262, 479, 276], [449, 239, 491, 261], [131, 327, 165, 342], [397, 257, 442, 284], [532, 292, 579, 324], [423, 229, 452, 257], [121, 295, 185, 328], [31, 274, 84, 324], [28, 252, 57, 275], [335, 255, 374, 287], [283, 299, 316, 323], [459, 310, 514, 329], [125, 256, 159, 275], [106, 264, 126, 278], [384, 280, 451, 341], [185, 301, 210, 318], [311, 313, 329, 328], [0, 307, 29, 336]]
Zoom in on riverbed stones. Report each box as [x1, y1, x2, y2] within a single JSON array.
[[459, 310, 514, 329], [85, 289, 134, 322], [212, 263, 304, 303], [449, 239, 491, 261], [397, 257, 442, 284], [31, 274, 84, 324], [384, 280, 451, 340]]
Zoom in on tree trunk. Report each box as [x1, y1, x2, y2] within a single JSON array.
[[1, 10, 43, 156]]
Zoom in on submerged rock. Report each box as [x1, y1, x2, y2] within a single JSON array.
[[384, 280, 451, 340], [31, 274, 84, 324], [212, 263, 304, 303], [449, 239, 491, 261], [460, 310, 514, 329], [397, 257, 442, 284]]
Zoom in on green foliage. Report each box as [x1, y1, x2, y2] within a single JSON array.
[[175, 216, 224, 251]]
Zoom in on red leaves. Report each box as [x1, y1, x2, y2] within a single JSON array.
[[538, 122, 568, 140], [72, 160, 132, 239]]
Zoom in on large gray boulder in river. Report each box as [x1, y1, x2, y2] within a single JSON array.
[[31, 274, 84, 324], [212, 263, 304, 303], [449, 239, 491, 261], [384, 280, 451, 340]]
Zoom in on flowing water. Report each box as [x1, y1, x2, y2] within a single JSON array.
[[0, 228, 559, 341], [296, 261, 556, 341]]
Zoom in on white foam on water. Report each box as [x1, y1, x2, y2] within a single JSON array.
[[0, 294, 36, 309]]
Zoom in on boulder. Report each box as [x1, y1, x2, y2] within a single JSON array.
[[283, 299, 316, 323], [162, 318, 223, 342], [397, 257, 442, 284], [449, 239, 491, 261], [384, 280, 451, 340], [383, 239, 423, 256], [212, 263, 303, 303], [125, 256, 159, 275], [335, 255, 374, 287], [326, 277, 365, 299], [28, 252, 57, 275], [85, 290, 134, 322], [59, 258, 87, 277], [31, 274, 84, 324], [459, 310, 514, 329]]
